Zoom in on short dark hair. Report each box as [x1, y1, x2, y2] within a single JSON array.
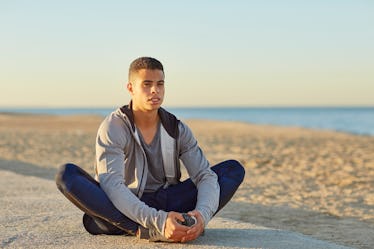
[[128, 57, 164, 80]]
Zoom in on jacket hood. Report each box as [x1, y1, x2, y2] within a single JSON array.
[[119, 101, 179, 139]]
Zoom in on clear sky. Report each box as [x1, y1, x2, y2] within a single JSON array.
[[1, 0, 373, 107]]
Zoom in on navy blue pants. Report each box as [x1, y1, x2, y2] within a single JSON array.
[[55, 160, 245, 236]]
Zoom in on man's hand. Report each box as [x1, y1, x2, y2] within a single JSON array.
[[180, 210, 205, 243], [164, 210, 205, 243], [164, 211, 190, 242]]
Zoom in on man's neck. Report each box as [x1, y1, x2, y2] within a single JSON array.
[[132, 109, 159, 128]]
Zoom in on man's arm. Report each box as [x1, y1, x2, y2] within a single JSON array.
[[178, 122, 220, 226]]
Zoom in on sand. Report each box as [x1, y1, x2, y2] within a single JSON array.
[[0, 113, 373, 248]]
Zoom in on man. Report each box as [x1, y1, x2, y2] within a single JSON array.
[[56, 57, 245, 243]]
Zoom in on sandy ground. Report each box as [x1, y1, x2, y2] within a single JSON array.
[[0, 113, 373, 248], [0, 170, 351, 249]]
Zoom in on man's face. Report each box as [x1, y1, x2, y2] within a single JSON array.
[[127, 69, 165, 112]]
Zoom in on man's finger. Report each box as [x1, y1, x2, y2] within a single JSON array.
[[181, 233, 199, 242], [186, 226, 198, 234]]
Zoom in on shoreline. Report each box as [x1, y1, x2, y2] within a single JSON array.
[[0, 113, 373, 248], [0, 112, 372, 138], [1, 106, 373, 137]]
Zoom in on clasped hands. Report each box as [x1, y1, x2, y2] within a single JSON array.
[[164, 210, 204, 243]]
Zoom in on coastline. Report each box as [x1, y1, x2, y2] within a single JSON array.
[[1, 106, 373, 137], [0, 113, 373, 248]]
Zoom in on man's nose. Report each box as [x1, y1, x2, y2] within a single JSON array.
[[151, 85, 159, 93]]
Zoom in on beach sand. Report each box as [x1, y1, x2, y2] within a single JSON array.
[[0, 113, 373, 248]]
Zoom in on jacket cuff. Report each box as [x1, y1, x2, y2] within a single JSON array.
[[196, 207, 212, 227], [155, 210, 169, 236]]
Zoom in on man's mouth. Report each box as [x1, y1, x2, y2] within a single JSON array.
[[148, 97, 161, 104]]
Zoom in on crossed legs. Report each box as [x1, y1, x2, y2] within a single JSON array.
[[55, 160, 245, 236]]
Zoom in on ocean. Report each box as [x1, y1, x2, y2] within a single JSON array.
[[1, 107, 373, 136]]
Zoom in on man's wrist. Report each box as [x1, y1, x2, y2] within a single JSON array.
[[194, 209, 209, 227]]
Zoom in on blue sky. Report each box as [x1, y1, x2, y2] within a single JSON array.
[[1, 1, 373, 107]]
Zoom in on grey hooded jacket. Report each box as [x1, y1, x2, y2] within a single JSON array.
[[95, 104, 219, 235]]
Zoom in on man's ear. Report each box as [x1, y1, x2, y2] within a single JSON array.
[[127, 82, 133, 94]]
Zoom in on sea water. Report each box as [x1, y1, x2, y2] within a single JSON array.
[[1, 107, 373, 136]]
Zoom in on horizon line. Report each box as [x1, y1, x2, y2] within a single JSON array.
[[0, 105, 373, 109]]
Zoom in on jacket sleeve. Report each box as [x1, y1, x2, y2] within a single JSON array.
[[178, 121, 220, 226], [95, 115, 168, 235]]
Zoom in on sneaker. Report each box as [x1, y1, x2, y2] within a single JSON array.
[[82, 213, 129, 235], [177, 213, 197, 227], [137, 226, 172, 242], [179, 213, 205, 236]]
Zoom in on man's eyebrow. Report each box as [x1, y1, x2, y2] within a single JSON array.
[[142, 80, 164, 83]]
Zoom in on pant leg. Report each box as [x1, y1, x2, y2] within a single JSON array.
[[165, 178, 198, 213], [212, 159, 245, 213], [55, 163, 138, 235], [165, 159, 245, 214]]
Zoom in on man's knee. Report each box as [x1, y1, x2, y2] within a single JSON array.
[[225, 159, 245, 183], [212, 159, 245, 184], [55, 163, 79, 191]]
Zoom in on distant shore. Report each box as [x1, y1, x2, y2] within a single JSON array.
[[1, 106, 373, 136], [0, 113, 373, 248]]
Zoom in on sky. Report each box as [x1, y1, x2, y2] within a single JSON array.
[[1, 0, 373, 108]]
